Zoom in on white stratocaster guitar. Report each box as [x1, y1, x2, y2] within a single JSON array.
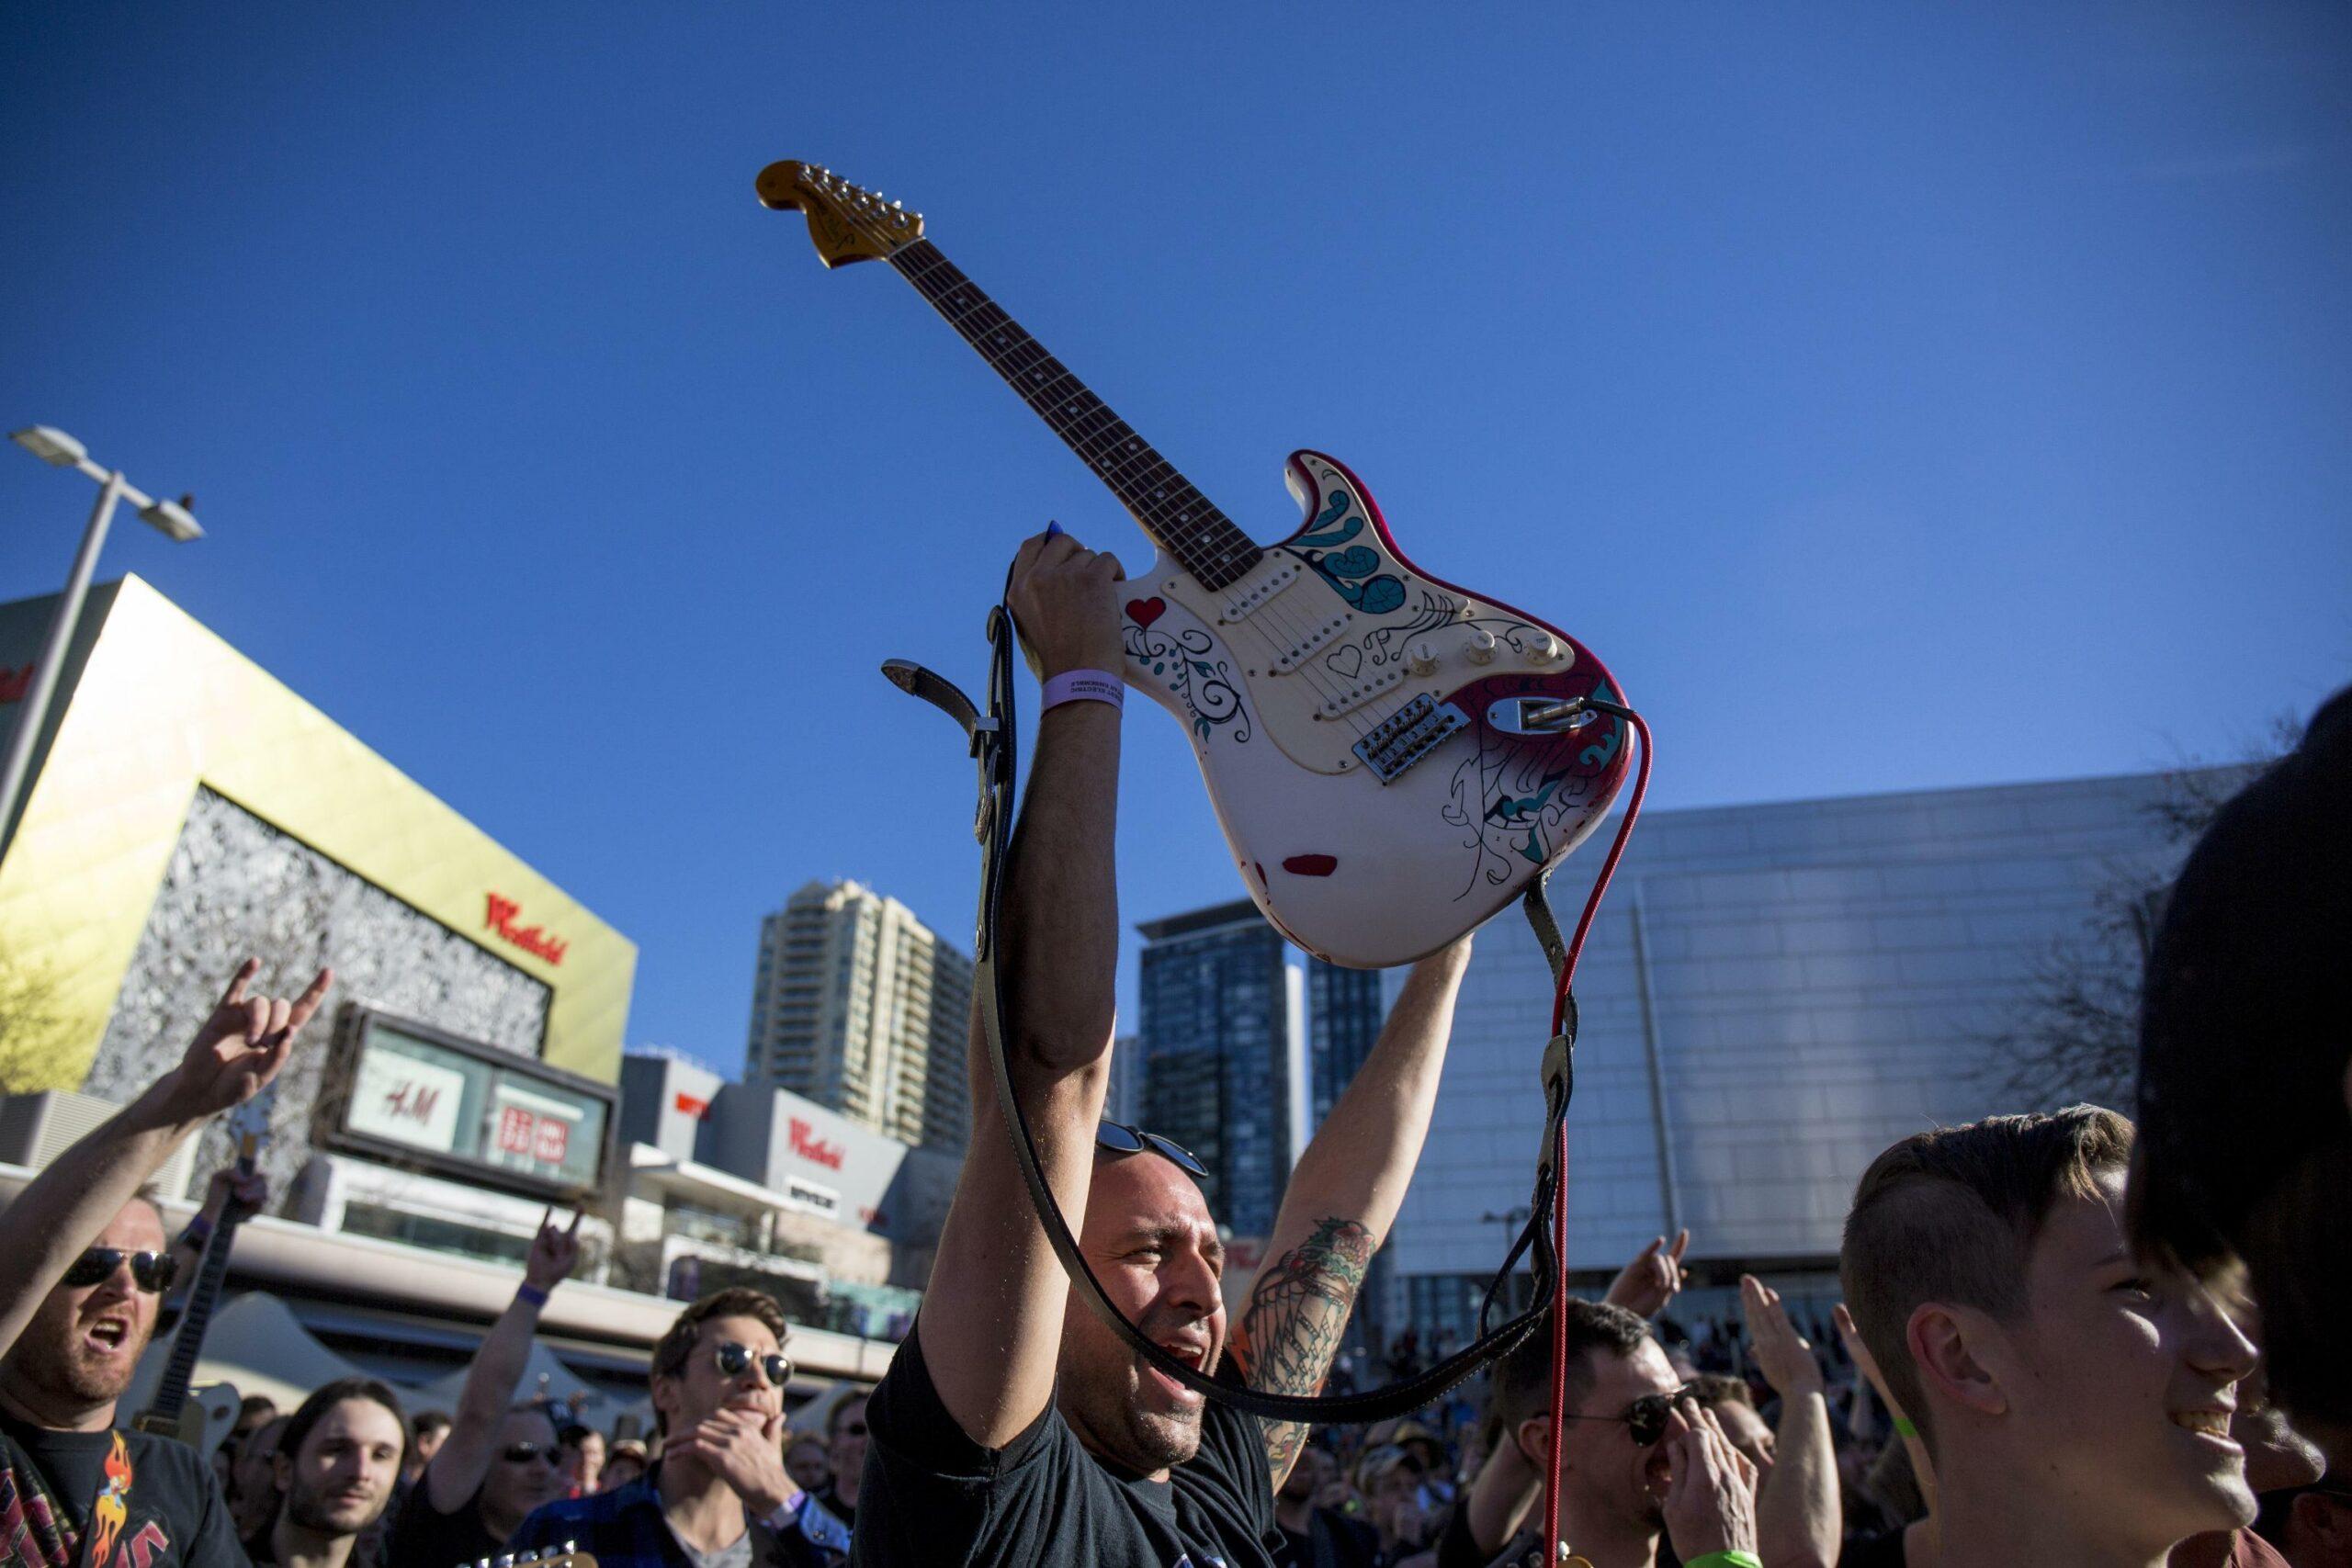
[[762, 161, 1634, 967]]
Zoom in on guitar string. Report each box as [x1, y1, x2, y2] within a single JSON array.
[[890, 240, 1381, 739]]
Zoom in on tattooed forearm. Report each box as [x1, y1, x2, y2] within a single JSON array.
[[1239, 1215, 1374, 1485]]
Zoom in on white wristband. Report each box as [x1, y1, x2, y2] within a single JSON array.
[[1041, 669, 1124, 713]]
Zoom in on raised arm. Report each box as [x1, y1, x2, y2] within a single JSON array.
[[1235, 938, 1472, 1485], [920, 527, 1126, 1450], [1741, 1276, 1839, 1568], [0, 959, 326, 1360], [422, 1210, 582, 1513]]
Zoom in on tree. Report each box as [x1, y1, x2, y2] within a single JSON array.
[[0, 945, 67, 1093], [1989, 721, 2298, 1111]]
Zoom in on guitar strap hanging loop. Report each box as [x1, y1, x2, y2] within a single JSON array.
[[881, 597, 1575, 1425]]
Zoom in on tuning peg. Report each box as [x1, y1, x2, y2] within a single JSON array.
[[891, 199, 903, 209]]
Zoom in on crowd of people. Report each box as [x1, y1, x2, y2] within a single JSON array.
[[0, 528, 2342, 1568]]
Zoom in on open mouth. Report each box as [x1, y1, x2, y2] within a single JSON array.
[[2171, 1410, 2233, 1440], [1144, 1339, 1208, 1399], [83, 1318, 131, 1353]]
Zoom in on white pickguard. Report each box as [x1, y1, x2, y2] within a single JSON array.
[[1120, 451, 1632, 968]]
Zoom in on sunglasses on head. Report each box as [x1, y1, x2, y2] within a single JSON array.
[[61, 1248, 177, 1293], [1095, 1121, 1209, 1179], [1561, 1385, 1702, 1447], [715, 1340, 792, 1387]]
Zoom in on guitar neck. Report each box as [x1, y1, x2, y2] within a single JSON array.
[[145, 1206, 243, 1424], [888, 240, 1263, 592]]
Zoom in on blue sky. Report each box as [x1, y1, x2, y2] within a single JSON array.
[[5, 3, 2346, 1072]]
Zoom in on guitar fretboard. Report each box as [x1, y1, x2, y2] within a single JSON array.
[[891, 241, 1263, 592], [149, 1203, 241, 1422]]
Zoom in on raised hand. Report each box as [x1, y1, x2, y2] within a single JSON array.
[[1663, 1404, 1760, 1562], [1603, 1229, 1690, 1319], [1740, 1275, 1826, 1396], [201, 1166, 270, 1218], [523, 1208, 585, 1291], [160, 958, 333, 1123], [667, 1404, 796, 1517], [1006, 525, 1126, 679]]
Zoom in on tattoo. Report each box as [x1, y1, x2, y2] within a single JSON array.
[[1237, 1216, 1374, 1486]]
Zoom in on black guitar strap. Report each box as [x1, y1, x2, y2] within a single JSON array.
[[883, 598, 1578, 1425]]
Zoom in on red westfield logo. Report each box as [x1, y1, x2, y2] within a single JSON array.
[[788, 1117, 844, 1170], [485, 894, 569, 965]]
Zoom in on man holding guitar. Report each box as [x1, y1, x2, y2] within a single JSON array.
[[854, 529, 1472, 1568], [0, 957, 331, 1568]]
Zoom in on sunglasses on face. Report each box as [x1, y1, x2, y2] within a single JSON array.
[[1095, 1121, 1210, 1179], [61, 1248, 178, 1293], [715, 1340, 792, 1387], [836, 1421, 867, 1438], [501, 1442, 556, 1465], [1561, 1385, 1702, 1447]]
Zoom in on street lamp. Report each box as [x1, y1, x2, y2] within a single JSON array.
[[0, 426, 205, 853]]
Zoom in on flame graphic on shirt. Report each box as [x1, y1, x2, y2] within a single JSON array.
[[89, 1432, 133, 1564]]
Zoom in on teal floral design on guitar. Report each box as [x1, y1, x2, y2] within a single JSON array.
[[1284, 490, 1406, 615]]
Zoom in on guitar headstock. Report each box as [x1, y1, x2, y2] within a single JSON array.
[[756, 161, 923, 267], [225, 1080, 277, 1158]]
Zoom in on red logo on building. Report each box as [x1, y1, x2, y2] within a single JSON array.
[[0, 662, 32, 705], [788, 1117, 844, 1170], [485, 894, 569, 965], [496, 1104, 571, 1165], [674, 1092, 711, 1119]]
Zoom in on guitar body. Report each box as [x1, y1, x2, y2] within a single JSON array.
[[1123, 452, 1630, 967], [136, 1382, 241, 1460]]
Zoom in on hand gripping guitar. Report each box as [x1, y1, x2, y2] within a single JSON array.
[[761, 161, 1634, 967]]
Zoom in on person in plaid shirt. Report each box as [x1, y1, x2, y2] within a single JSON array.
[[511, 1289, 839, 1567]]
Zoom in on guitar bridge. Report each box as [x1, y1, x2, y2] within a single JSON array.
[[1351, 694, 1469, 783]]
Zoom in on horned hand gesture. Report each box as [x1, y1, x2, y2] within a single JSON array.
[[1604, 1228, 1690, 1319], [159, 957, 333, 1125], [523, 1207, 585, 1292]]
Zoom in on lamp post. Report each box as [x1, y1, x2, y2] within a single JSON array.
[[0, 426, 203, 854]]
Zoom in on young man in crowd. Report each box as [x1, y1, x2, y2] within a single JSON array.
[[0, 956, 329, 1567], [381, 1210, 582, 1564], [784, 1434, 831, 1495], [228, 1416, 289, 1542], [2131, 685, 2352, 1470], [1841, 1106, 2260, 1568], [813, 1392, 879, 1541], [1456, 1298, 1759, 1568], [559, 1421, 606, 1498], [853, 525, 1475, 1568], [1272, 1445, 1380, 1568], [403, 1410, 450, 1486], [510, 1285, 817, 1566], [243, 1377, 410, 1568]]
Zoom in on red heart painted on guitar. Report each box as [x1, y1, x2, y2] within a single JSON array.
[[1125, 597, 1167, 629]]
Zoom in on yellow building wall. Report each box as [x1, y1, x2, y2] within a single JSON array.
[[0, 576, 633, 1087]]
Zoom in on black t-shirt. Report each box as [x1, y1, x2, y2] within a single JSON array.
[[0, 1409, 244, 1566], [1838, 1529, 1911, 1568], [383, 1472, 502, 1568], [854, 1316, 1282, 1568]]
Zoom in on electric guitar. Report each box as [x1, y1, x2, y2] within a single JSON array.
[[761, 162, 1634, 967], [132, 1087, 273, 1458]]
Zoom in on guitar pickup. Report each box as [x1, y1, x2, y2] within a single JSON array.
[[1216, 557, 1304, 625], [1351, 694, 1469, 783]]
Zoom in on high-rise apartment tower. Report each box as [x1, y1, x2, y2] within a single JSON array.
[[744, 880, 973, 1152]]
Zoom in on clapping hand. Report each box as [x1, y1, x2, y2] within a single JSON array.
[[1604, 1230, 1690, 1319], [1663, 1405, 1759, 1562], [159, 959, 332, 1123], [523, 1208, 585, 1292], [1740, 1275, 1826, 1396]]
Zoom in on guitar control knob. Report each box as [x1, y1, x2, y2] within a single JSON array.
[[1525, 630, 1561, 662], [1464, 628, 1497, 664], [1408, 640, 1440, 676]]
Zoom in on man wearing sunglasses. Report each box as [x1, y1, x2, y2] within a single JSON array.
[[0, 956, 329, 1567], [511, 1286, 828, 1566], [854, 529, 1477, 1568]]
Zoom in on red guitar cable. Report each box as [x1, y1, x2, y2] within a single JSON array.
[[1541, 708, 1654, 1568]]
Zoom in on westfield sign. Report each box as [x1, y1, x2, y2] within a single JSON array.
[[484, 894, 569, 965], [788, 1117, 844, 1170]]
